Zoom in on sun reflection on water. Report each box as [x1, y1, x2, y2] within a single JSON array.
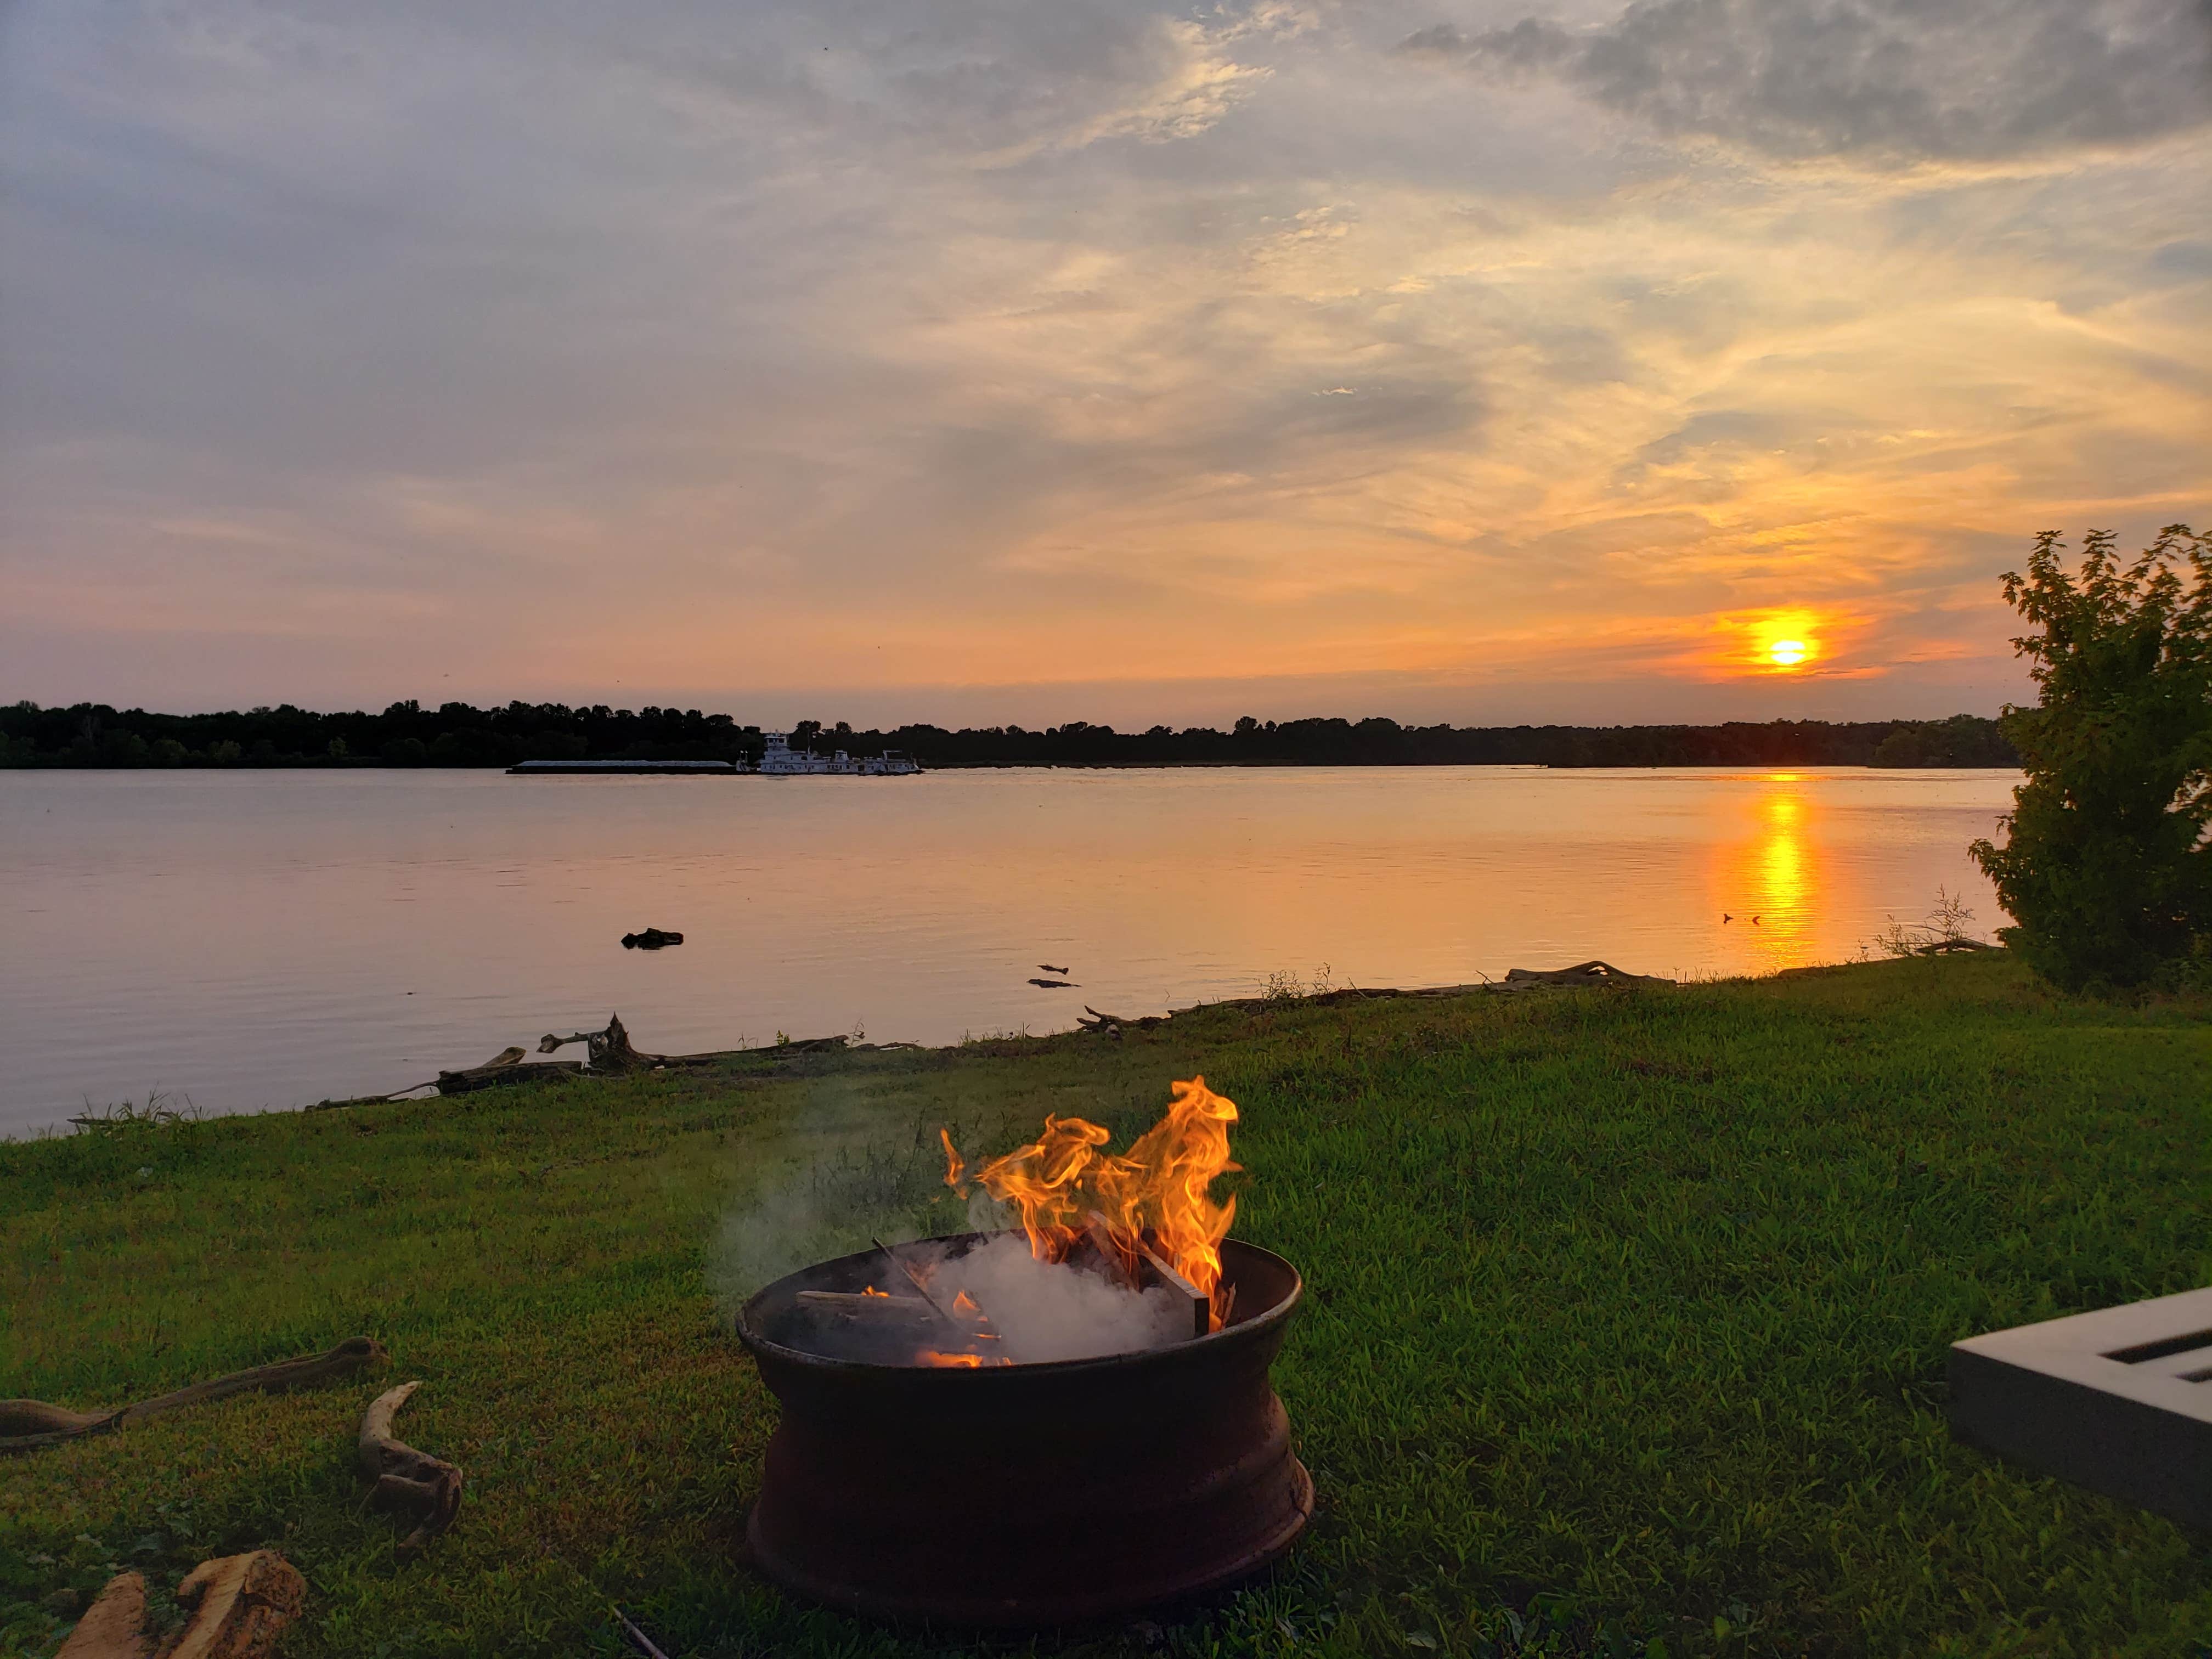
[[1722, 776, 1821, 966]]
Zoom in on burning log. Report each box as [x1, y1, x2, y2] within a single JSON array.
[[1128, 1232, 1212, 1342], [872, 1239, 969, 1332], [358, 1382, 463, 1552], [2, 1338, 387, 1455]]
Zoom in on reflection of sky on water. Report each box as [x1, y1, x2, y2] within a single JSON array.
[[0, 767, 2019, 1133]]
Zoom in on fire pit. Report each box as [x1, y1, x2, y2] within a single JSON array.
[[733, 1078, 1312, 1623]]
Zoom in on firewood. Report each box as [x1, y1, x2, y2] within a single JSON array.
[[795, 1290, 942, 1322], [1128, 1234, 1210, 1340], [55, 1572, 150, 1659], [3, 1338, 387, 1455], [158, 1553, 304, 1659], [358, 1383, 462, 1552], [872, 1239, 967, 1330]]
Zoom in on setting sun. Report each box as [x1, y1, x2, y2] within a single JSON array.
[[1769, 639, 1810, 668]]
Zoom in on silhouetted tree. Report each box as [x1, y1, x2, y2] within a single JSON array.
[[1972, 526, 2211, 990]]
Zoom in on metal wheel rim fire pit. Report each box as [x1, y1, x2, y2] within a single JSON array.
[[736, 1233, 1312, 1625]]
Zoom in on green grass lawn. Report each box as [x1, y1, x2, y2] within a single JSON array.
[[4, 955, 2208, 1657]]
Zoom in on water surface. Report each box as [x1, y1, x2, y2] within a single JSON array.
[[0, 766, 2017, 1136]]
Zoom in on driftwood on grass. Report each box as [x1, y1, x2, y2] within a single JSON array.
[[539, 1014, 851, 1069], [56, 1554, 303, 1659], [1501, 960, 1674, 988], [163, 1553, 306, 1659], [2, 1338, 388, 1455], [54, 1571, 148, 1659], [1914, 936, 1993, 955], [359, 1382, 463, 1552]]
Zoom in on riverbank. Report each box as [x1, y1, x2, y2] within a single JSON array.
[[5, 953, 2207, 1656]]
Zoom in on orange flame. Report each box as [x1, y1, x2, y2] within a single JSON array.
[[941, 1076, 1241, 1329]]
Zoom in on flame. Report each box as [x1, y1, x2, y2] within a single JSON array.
[[862, 1285, 888, 1298], [918, 1350, 985, 1369], [951, 1290, 981, 1317], [941, 1076, 1241, 1330]]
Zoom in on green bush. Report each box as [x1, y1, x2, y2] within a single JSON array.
[[1972, 524, 2211, 990]]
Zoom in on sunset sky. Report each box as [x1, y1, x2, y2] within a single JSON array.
[[4, 0, 2208, 727]]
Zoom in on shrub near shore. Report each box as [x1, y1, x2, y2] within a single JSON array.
[[4, 955, 2208, 1657]]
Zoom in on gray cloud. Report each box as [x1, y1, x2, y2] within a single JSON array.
[[1400, 0, 2212, 161]]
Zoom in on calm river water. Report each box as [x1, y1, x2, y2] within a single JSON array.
[[1, 766, 2018, 1136]]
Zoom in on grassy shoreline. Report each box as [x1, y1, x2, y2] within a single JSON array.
[[4, 955, 2207, 1657]]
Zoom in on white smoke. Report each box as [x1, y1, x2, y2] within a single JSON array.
[[707, 1088, 1195, 1364], [909, 1232, 1190, 1363]]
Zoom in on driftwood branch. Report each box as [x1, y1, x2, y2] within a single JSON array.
[[1499, 960, 1674, 988], [3, 1338, 388, 1455], [359, 1382, 463, 1552], [1914, 936, 1993, 954]]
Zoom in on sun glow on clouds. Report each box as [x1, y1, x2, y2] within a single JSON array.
[[0, 0, 2207, 718]]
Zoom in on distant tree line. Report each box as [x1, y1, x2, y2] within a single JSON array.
[[0, 699, 2017, 770]]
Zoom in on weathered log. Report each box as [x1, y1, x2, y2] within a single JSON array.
[[0, 1400, 122, 1451], [1914, 936, 1993, 954], [1028, 978, 1079, 989], [55, 1572, 149, 1659], [358, 1382, 463, 1553], [161, 1552, 304, 1659], [620, 928, 684, 949], [1501, 960, 1674, 988], [434, 1047, 585, 1094], [2, 1338, 388, 1455]]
